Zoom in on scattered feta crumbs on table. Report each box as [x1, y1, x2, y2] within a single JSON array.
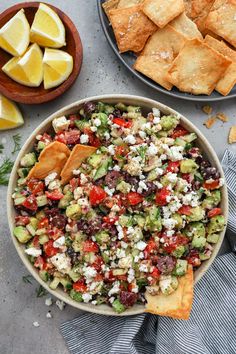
[[202, 105, 213, 115], [204, 116, 216, 129], [228, 126, 236, 144], [56, 300, 65, 311], [33, 321, 40, 327], [45, 297, 53, 306], [46, 311, 52, 318]]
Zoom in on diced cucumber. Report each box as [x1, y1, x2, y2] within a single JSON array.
[[26, 224, 36, 236], [191, 235, 206, 249], [113, 269, 127, 276], [88, 153, 104, 168], [14, 196, 26, 205], [102, 252, 110, 264], [13, 226, 32, 243], [49, 277, 60, 290], [199, 253, 211, 261], [36, 195, 48, 207], [112, 299, 126, 313], [93, 157, 112, 180], [182, 133, 197, 143], [173, 259, 188, 276], [17, 178, 27, 186], [68, 269, 81, 282], [70, 289, 83, 302], [206, 233, 220, 244], [58, 192, 73, 209], [60, 277, 72, 290], [175, 137, 186, 147], [119, 215, 133, 227], [39, 234, 49, 245], [17, 167, 30, 178], [39, 270, 49, 282], [83, 252, 96, 264], [95, 231, 110, 245], [35, 228, 47, 236], [20, 152, 37, 167], [37, 141, 46, 151], [29, 217, 38, 229]]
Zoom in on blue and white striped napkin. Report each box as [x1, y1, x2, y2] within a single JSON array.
[[60, 149, 236, 354]]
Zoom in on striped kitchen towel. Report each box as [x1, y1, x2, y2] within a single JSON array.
[[60, 149, 236, 354]]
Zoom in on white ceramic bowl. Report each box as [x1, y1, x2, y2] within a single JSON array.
[[7, 94, 228, 316]]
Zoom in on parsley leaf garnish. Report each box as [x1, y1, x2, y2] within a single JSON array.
[[22, 275, 33, 284], [0, 158, 14, 185], [36, 285, 47, 298], [12, 134, 22, 154]]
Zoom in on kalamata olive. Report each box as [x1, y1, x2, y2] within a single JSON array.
[[124, 174, 139, 189], [195, 155, 203, 165], [112, 109, 122, 117], [202, 167, 220, 180], [105, 171, 122, 189], [45, 208, 60, 218], [51, 214, 67, 230], [120, 291, 138, 307], [156, 256, 176, 274], [142, 182, 156, 197], [67, 247, 79, 265], [77, 217, 103, 236], [83, 101, 96, 117]]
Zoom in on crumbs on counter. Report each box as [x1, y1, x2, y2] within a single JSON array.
[[228, 126, 236, 144], [204, 116, 216, 129], [216, 112, 229, 122], [202, 105, 213, 115]]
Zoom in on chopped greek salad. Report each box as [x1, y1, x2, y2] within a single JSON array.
[[12, 101, 225, 313]]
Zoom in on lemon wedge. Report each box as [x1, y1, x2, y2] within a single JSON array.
[[43, 48, 73, 89], [30, 3, 66, 48], [0, 94, 24, 130], [0, 9, 30, 56], [2, 43, 43, 87]]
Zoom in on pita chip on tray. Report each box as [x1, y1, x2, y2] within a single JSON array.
[[204, 35, 236, 96], [169, 12, 203, 40], [205, 0, 236, 48], [109, 5, 157, 53], [141, 0, 185, 28], [145, 265, 194, 320], [27, 141, 71, 180], [167, 38, 232, 95], [134, 26, 186, 90], [60, 144, 97, 185]]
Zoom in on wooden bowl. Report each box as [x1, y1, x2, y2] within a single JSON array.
[[7, 94, 228, 316], [0, 2, 83, 104]]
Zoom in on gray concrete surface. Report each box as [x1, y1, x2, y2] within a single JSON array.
[[0, 1, 235, 353]]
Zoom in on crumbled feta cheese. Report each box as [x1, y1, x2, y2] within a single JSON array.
[[168, 146, 184, 162], [111, 204, 121, 212], [50, 253, 71, 274], [160, 154, 167, 160], [127, 268, 135, 283], [139, 131, 147, 139], [147, 142, 158, 156], [116, 224, 124, 240], [56, 300, 65, 311], [113, 165, 121, 171], [152, 107, 161, 118], [25, 248, 42, 257], [104, 132, 110, 140], [219, 178, 224, 187], [142, 122, 151, 130], [83, 266, 97, 282], [121, 241, 128, 249], [162, 218, 178, 230], [46, 311, 52, 318], [104, 186, 115, 196], [80, 173, 88, 185], [93, 118, 101, 127], [132, 285, 139, 293], [48, 179, 61, 190], [91, 126, 97, 132], [124, 159, 142, 176], [73, 169, 80, 175], [139, 263, 149, 272], [77, 198, 90, 213], [45, 172, 57, 186], [33, 321, 40, 327], [117, 248, 126, 259], [109, 296, 115, 304], [135, 241, 147, 251], [166, 172, 178, 183], [53, 236, 65, 248], [108, 145, 115, 155], [45, 298, 53, 307], [82, 293, 92, 303], [52, 116, 70, 133], [159, 275, 172, 294], [108, 281, 120, 296], [80, 134, 89, 144], [91, 300, 97, 305], [137, 180, 148, 194], [169, 200, 182, 213], [166, 230, 175, 237], [124, 134, 136, 145], [74, 187, 83, 200]]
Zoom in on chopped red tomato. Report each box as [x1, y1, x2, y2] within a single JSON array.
[[144, 238, 157, 258], [48, 227, 63, 240], [73, 279, 87, 293], [54, 132, 67, 144], [105, 270, 116, 283], [149, 267, 161, 279], [89, 186, 107, 206], [34, 256, 47, 270], [83, 128, 101, 147], [92, 256, 104, 271], [43, 240, 58, 257], [182, 173, 194, 184], [113, 117, 132, 128], [166, 161, 180, 173], [155, 187, 170, 206], [103, 216, 119, 225], [162, 234, 188, 253], [94, 274, 104, 282], [171, 125, 188, 139], [45, 190, 64, 200], [116, 274, 128, 281], [177, 205, 192, 215], [114, 145, 129, 161], [203, 180, 220, 190], [22, 195, 38, 211], [32, 236, 40, 248], [127, 192, 143, 205], [186, 250, 201, 267], [68, 114, 79, 128], [38, 217, 49, 229], [27, 179, 45, 195], [70, 178, 79, 191], [40, 133, 52, 144], [15, 215, 30, 226], [207, 208, 222, 218], [82, 240, 99, 253]]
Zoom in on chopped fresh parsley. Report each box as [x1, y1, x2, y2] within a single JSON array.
[[22, 275, 33, 284], [36, 285, 47, 298], [0, 143, 3, 154]]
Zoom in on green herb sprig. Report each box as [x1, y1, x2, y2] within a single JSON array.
[[36, 285, 47, 298], [0, 143, 3, 154], [12, 134, 22, 154], [22, 275, 33, 284], [0, 158, 14, 185]]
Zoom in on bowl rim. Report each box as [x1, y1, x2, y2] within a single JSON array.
[[7, 94, 229, 316], [0, 1, 83, 104]]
